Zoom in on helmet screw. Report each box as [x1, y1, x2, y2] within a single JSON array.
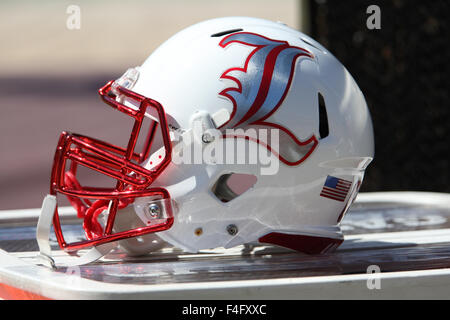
[[226, 224, 238, 236], [148, 204, 160, 218], [202, 132, 215, 144]]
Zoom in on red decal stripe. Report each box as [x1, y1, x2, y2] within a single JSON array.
[[321, 187, 348, 197], [320, 193, 345, 202]]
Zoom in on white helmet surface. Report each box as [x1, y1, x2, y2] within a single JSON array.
[[38, 17, 374, 264]]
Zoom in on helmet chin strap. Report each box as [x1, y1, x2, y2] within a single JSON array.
[[36, 195, 117, 269]]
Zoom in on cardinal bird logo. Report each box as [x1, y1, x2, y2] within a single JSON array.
[[218, 32, 318, 166]]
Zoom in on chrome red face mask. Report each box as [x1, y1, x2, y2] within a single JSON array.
[[48, 80, 174, 252]]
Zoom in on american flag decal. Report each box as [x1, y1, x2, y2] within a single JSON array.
[[320, 176, 352, 202]]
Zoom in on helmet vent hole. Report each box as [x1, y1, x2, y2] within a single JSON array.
[[300, 37, 326, 53], [211, 28, 243, 37], [318, 93, 329, 139], [211, 173, 257, 203]]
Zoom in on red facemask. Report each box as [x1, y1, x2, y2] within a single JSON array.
[[49, 80, 174, 251]]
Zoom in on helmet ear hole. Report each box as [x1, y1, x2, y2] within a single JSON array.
[[211, 173, 257, 203]]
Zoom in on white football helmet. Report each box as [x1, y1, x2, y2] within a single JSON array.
[[37, 17, 374, 266]]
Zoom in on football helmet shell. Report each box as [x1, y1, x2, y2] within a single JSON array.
[[38, 17, 374, 263]]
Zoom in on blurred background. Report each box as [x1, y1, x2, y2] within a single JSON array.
[[0, 0, 448, 210]]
